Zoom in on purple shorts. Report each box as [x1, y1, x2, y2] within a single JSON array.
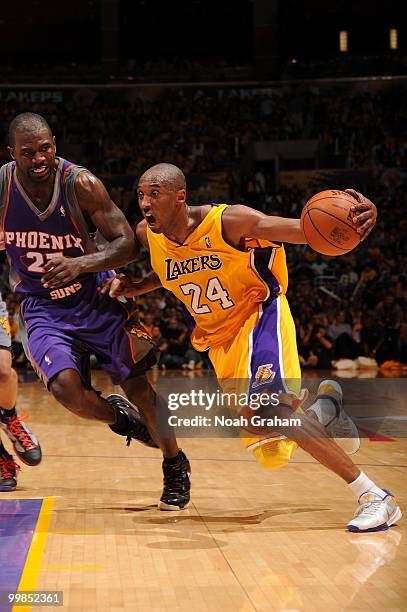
[[20, 272, 155, 388]]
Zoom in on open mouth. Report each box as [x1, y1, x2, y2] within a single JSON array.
[[31, 166, 49, 177], [145, 213, 156, 226]]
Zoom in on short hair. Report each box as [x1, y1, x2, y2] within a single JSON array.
[[140, 163, 186, 191], [8, 112, 52, 146]]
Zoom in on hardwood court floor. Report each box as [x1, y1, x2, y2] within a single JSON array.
[[1, 370, 406, 612]]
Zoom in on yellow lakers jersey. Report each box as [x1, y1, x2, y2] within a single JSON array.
[[147, 204, 288, 350]]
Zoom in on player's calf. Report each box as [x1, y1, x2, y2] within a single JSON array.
[[307, 380, 360, 454]]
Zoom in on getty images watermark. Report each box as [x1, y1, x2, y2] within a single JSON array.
[[155, 376, 407, 439], [166, 389, 302, 429]]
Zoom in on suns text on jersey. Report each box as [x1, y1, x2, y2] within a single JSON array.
[[165, 254, 222, 281]]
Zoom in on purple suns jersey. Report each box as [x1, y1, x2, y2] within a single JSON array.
[[0, 158, 98, 300]]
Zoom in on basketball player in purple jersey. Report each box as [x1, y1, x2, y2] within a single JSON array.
[[0, 113, 190, 509]]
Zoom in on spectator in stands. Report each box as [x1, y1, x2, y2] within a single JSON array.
[[299, 315, 334, 369], [373, 294, 403, 329], [160, 318, 189, 369]]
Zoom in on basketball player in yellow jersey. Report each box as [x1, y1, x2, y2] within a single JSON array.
[[107, 163, 401, 532]]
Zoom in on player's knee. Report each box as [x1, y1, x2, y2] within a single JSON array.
[[0, 361, 12, 385], [256, 401, 292, 422], [50, 374, 87, 415]]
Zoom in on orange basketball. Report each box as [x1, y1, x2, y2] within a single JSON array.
[[300, 190, 361, 256]]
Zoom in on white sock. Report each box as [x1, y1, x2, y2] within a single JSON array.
[[348, 472, 387, 500], [307, 398, 336, 427]]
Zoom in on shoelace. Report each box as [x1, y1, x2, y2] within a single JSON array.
[[126, 423, 151, 447], [0, 455, 20, 479], [7, 417, 36, 450], [358, 500, 384, 516], [163, 463, 189, 494]]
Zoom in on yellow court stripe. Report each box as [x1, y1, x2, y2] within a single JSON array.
[[14, 497, 55, 612], [41, 565, 104, 570]]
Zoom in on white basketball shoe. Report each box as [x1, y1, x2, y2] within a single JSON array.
[[347, 490, 402, 532], [307, 379, 360, 454]]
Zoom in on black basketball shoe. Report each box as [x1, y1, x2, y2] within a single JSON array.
[[0, 413, 42, 466], [159, 450, 191, 510], [0, 450, 20, 492], [107, 394, 158, 448]]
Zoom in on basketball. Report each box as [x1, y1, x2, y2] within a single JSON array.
[[301, 190, 361, 256]]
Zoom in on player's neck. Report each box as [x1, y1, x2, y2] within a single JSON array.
[[164, 204, 204, 245], [16, 167, 56, 211]]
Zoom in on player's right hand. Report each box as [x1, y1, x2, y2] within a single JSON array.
[[100, 274, 140, 298]]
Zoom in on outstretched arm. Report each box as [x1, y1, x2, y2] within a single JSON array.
[[41, 171, 139, 289], [222, 205, 306, 247], [222, 189, 378, 247]]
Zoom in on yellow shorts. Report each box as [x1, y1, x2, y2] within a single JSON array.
[[208, 295, 302, 469]]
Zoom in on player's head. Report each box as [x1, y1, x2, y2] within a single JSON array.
[[7, 112, 56, 183], [137, 163, 186, 234]]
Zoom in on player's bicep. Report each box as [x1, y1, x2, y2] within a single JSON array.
[[222, 205, 266, 245], [75, 172, 133, 242]]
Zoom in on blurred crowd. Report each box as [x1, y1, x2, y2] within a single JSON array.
[[1, 82, 407, 182]]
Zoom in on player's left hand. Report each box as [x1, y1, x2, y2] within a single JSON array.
[[41, 256, 83, 288], [345, 189, 377, 241]]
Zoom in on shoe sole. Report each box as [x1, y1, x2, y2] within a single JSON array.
[[0, 483, 17, 492], [317, 381, 360, 455], [158, 501, 190, 511], [347, 506, 403, 532]]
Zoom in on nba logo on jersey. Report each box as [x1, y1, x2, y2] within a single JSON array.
[[44, 354, 52, 365], [60, 205, 66, 217], [252, 364, 275, 388], [205, 236, 212, 248]]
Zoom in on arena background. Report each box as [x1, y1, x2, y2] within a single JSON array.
[[1, 0, 406, 373], [0, 3, 407, 610]]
